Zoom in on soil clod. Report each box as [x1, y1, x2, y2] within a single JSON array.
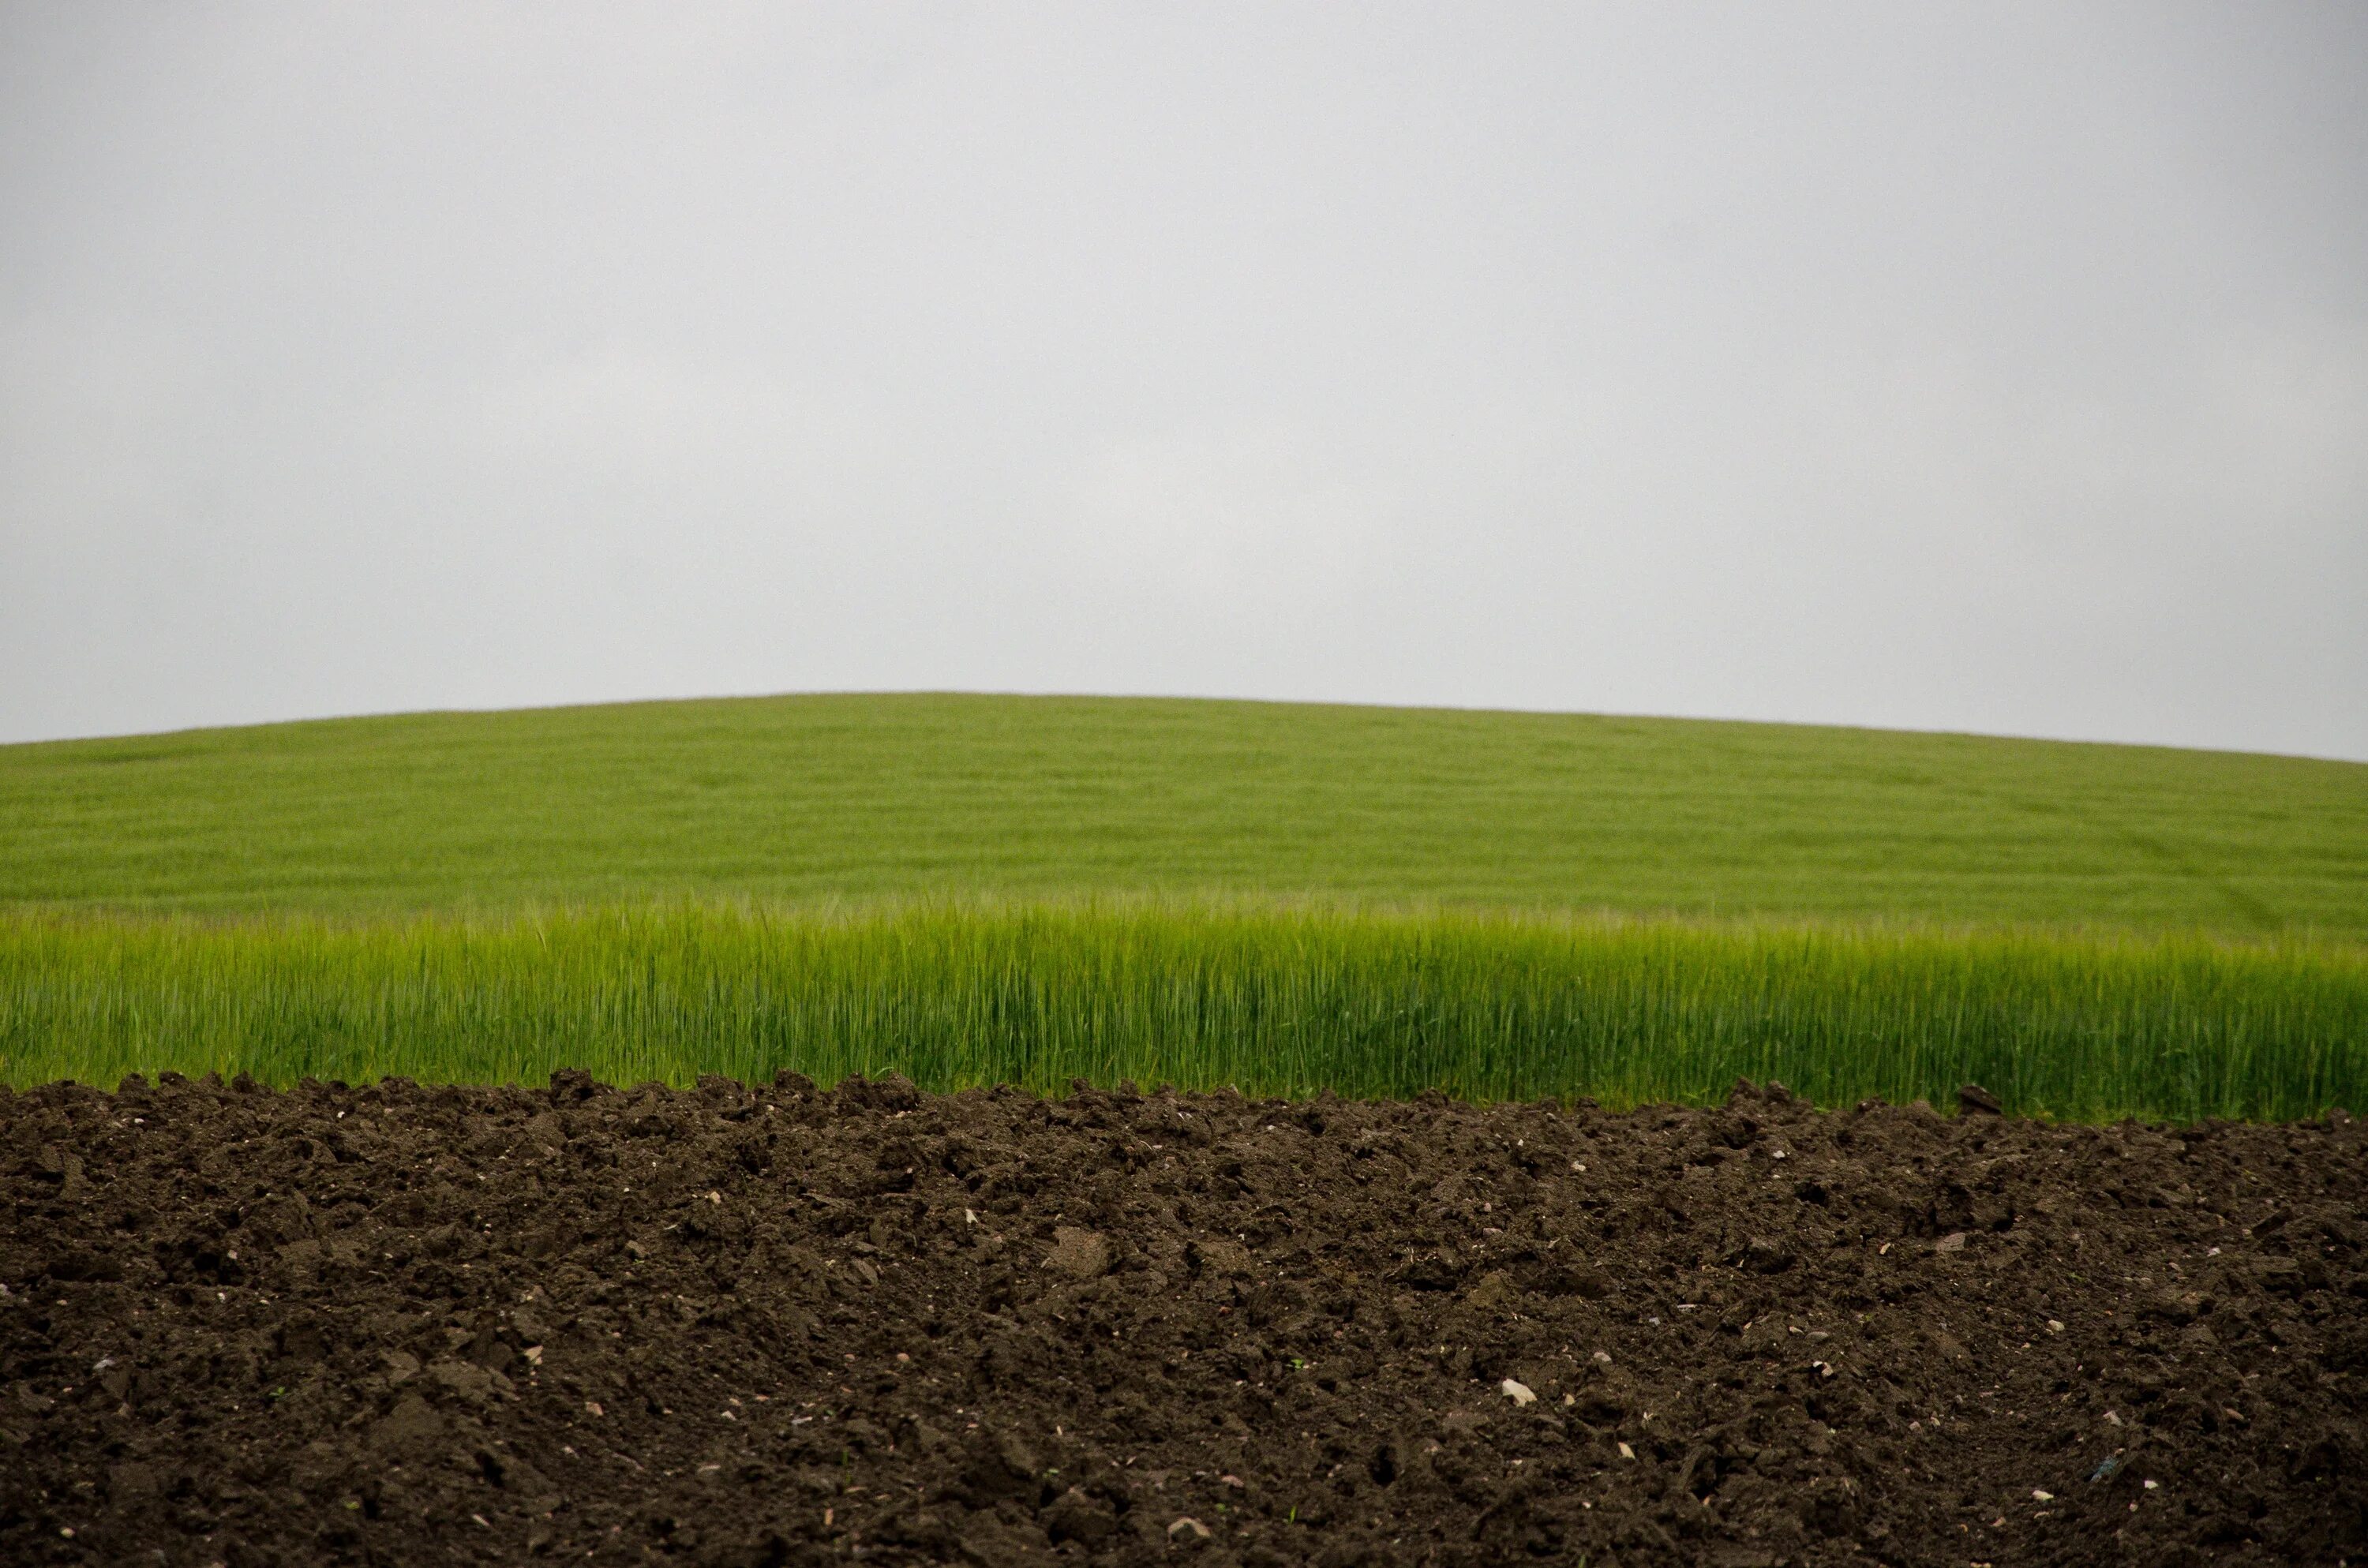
[[1043, 1226, 1111, 1280]]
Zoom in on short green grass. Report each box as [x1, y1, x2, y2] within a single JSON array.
[[3, 903, 2360, 1121], [3, 693, 2362, 934], [3, 694, 2362, 1117]]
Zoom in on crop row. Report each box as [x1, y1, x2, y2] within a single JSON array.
[[2, 900, 2361, 1121]]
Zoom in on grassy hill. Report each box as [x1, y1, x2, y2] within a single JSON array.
[[6, 694, 2362, 1116], [3, 692, 2364, 935]]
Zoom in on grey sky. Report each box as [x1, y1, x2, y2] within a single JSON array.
[[4, 3, 2363, 758]]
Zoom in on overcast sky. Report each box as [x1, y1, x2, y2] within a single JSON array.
[[3, 4, 2363, 759]]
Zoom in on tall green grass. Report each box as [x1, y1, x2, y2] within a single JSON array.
[[5, 902, 2360, 1121]]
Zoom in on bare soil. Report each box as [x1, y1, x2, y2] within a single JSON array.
[[3, 1072, 2363, 1566]]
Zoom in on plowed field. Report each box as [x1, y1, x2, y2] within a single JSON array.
[[5, 1074, 2362, 1566]]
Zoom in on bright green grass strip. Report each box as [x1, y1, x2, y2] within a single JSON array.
[[4, 903, 2360, 1121], [4, 694, 2364, 937]]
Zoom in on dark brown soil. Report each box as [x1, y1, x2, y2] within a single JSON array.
[[4, 1072, 2364, 1567]]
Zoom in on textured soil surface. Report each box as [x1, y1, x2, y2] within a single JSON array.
[[4, 1072, 2364, 1568]]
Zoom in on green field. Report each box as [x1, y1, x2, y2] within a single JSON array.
[[3, 694, 2363, 1117], [5, 692, 2364, 932]]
